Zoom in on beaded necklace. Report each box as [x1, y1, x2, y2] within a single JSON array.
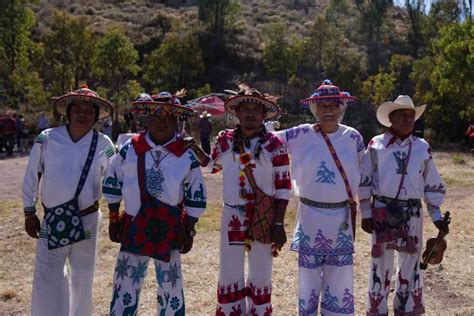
[[232, 125, 266, 201]]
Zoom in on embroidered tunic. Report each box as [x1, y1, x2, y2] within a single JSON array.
[[22, 126, 114, 316], [364, 132, 446, 316], [276, 123, 371, 256], [205, 129, 291, 315], [23, 126, 115, 212], [103, 133, 206, 219], [206, 129, 291, 205], [364, 132, 445, 221]]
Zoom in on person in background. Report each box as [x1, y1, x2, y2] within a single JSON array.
[[2, 111, 17, 157], [198, 110, 213, 155], [36, 112, 50, 134]]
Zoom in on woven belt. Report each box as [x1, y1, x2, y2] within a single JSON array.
[[374, 195, 421, 208], [80, 201, 99, 217], [299, 197, 348, 209], [224, 203, 246, 212]]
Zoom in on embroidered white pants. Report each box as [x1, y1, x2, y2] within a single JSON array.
[[31, 211, 100, 316], [216, 204, 273, 316], [298, 253, 354, 316], [110, 250, 184, 316], [366, 204, 425, 316]]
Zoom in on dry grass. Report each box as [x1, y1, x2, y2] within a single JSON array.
[[0, 153, 473, 315]]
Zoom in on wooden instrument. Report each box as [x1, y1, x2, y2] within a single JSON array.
[[420, 211, 451, 270]]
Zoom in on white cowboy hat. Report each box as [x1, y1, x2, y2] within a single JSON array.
[[376, 95, 426, 127], [199, 111, 212, 118]]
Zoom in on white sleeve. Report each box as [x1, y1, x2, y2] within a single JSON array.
[[22, 132, 47, 213]]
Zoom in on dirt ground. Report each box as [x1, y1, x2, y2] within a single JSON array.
[[0, 152, 473, 315]]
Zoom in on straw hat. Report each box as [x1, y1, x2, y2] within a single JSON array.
[[131, 90, 194, 120], [224, 84, 280, 120], [376, 95, 426, 127], [300, 79, 356, 107], [52, 84, 113, 120]]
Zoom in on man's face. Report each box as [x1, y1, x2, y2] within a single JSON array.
[[69, 103, 96, 129], [314, 101, 342, 124], [389, 109, 415, 135], [147, 114, 177, 142], [235, 102, 265, 130]]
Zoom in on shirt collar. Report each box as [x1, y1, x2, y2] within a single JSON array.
[[145, 132, 187, 157], [385, 130, 414, 148]]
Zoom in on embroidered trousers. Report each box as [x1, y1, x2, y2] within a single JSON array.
[[298, 253, 354, 316], [110, 250, 184, 316], [216, 204, 273, 316], [31, 211, 100, 316], [366, 204, 425, 316]]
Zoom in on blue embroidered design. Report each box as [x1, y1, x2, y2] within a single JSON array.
[[350, 133, 365, 152], [393, 151, 408, 174], [146, 167, 165, 198], [324, 254, 353, 267], [168, 262, 181, 288], [115, 255, 131, 281], [291, 226, 354, 256], [155, 263, 166, 288], [123, 292, 132, 306], [335, 231, 352, 250], [170, 296, 180, 311], [130, 260, 147, 286], [321, 286, 354, 314], [299, 289, 319, 316], [314, 229, 333, 250], [286, 127, 310, 141], [360, 175, 371, 187], [316, 161, 336, 184]]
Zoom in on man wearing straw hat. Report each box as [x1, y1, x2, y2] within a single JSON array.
[[362, 95, 448, 316], [189, 85, 291, 315], [276, 79, 371, 315], [103, 91, 207, 315], [22, 84, 115, 316]]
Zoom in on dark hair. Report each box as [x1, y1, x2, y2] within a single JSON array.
[[66, 101, 100, 122]]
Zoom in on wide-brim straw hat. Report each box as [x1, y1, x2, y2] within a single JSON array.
[[52, 85, 113, 120], [300, 79, 356, 108], [224, 87, 280, 120], [376, 95, 426, 127], [131, 91, 194, 120]]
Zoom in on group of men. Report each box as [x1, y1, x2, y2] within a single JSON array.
[[22, 80, 448, 316]]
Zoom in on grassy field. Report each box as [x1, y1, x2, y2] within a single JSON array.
[[0, 152, 473, 315]]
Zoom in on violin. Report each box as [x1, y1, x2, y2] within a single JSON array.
[[420, 211, 451, 270]]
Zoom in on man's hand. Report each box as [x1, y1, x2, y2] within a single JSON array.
[[180, 234, 194, 254], [109, 212, 122, 243], [434, 220, 449, 235], [25, 213, 40, 239], [271, 224, 287, 251], [361, 218, 374, 234], [109, 222, 122, 243], [180, 221, 196, 254]]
